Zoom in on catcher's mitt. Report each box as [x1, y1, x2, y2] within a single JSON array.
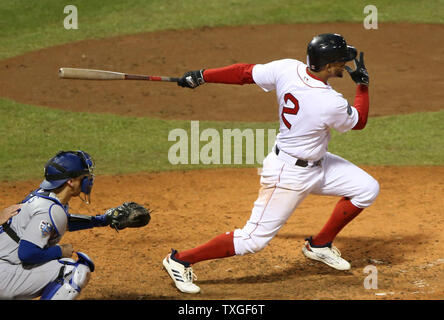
[[105, 202, 151, 231]]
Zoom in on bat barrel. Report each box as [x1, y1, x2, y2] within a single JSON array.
[[59, 67, 125, 80]]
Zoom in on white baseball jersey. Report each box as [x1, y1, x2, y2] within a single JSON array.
[[252, 59, 359, 161]]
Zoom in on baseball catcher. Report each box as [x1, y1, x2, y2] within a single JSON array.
[[0, 150, 151, 300]]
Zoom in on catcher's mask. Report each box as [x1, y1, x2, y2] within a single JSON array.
[[40, 150, 95, 204], [307, 33, 357, 72]]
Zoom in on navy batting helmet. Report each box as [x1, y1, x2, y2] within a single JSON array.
[[40, 150, 95, 194], [307, 33, 357, 72]]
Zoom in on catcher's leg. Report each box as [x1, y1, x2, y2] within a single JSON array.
[[0, 259, 62, 300], [40, 252, 94, 300]]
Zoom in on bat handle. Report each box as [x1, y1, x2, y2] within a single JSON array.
[[124, 74, 180, 82]]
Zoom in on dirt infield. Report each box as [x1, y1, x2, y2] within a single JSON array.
[[0, 166, 443, 300], [1, 23, 443, 300]]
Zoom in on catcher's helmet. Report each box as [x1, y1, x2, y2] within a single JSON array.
[[40, 150, 95, 195], [307, 33, 357, 72]]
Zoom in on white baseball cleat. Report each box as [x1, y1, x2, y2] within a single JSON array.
[[302, 237, 351, 271], [163, 249, 200, 294]]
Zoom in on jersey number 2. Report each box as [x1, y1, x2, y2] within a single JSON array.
[[281, 93, 300, 129]]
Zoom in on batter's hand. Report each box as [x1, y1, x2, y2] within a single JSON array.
[[59, 243, 74, 258], [345, 52, 369, 86], [0, 204, 22, 225], [177, 70, 205, 89]]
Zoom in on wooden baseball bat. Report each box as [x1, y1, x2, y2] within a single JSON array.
[[58, 67, 180, 82]]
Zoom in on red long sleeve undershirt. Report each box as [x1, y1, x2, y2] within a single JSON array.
[[203, 63, 255, 85], [352, 84, 369, 130], [203, 63, 369, 130]]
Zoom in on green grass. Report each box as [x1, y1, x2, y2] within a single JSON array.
[[1, 0, 443, 59], [1, 98, 442, 181], [329, 112, 444, 166]]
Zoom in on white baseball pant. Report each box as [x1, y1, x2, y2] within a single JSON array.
[[233, 150, 379, 255]]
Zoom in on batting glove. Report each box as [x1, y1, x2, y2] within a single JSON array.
[[177, 70, 205, 89], [345, 52, 369, 86]]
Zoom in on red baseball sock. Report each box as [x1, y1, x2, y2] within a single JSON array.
[[312, 197, 364, 246], [175, 231, 235, 265]]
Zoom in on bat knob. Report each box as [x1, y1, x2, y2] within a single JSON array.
[[58, 68, 64, 78]]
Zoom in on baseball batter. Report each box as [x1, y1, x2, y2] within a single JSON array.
[[163, 33, 379, 294]]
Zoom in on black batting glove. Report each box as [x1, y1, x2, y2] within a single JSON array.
[[345, 52, 369, 86], [177, 69, 205, 89]]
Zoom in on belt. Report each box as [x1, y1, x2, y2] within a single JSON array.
[[275, 146, 322, 167]]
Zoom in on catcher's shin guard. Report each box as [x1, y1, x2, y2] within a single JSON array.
[[41, 252, 95, 300]]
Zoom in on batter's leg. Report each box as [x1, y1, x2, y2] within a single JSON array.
[[164, 152, 323, 293], [233, 185, 309, 255], [175, 185, 309, 263], [310, 152, 380, 245]]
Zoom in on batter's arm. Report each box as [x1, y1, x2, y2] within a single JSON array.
[[352, 84, 369, 130], [203, 63, 256, 85], [345, 52, 370, 130], [177, 63, 256, 89]]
